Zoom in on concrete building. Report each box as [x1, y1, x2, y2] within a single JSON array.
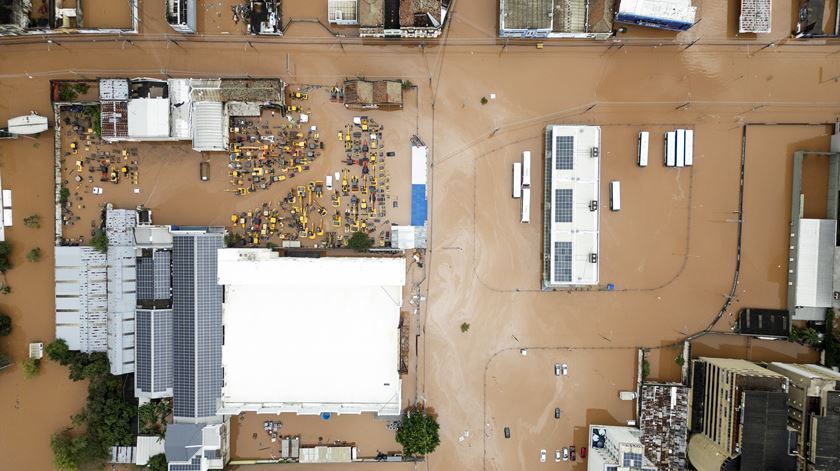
[[343, 79, 403, 110], [166, 0, 196, 33], [54, 246, 108, 352], [218, 249, 404, 416], [358, 0, 448, 38], [766, 363, 840, 470], [0, 0, 139, 36], [164, 422, 228, 471], [687, 357, 796, 471], [639, 383, 689, 471], [615, 0, 697, 32], [787, 125, 840, 321], [542, 125, 601, 288], [498, 0, 613, 39], [588, 425, 657, 471]]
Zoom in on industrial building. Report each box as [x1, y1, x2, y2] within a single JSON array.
[[687, 357, 796, 471], [218, 249, 405, 416], [355, 0, 449, 38], [542, 125, 601, 288], [588, 425, 657, 471], [96, 77, 285, 152], [615, 0, 697, 32], [738, 0, 772, 34], [734, 308, 790, 338], [765, 363, 840, 470], [639, 383, 689, 471], [787, 125, 840, 321], [498, 0, 613, 39]]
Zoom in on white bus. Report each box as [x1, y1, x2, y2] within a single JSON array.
[[521, 187, 531, 223], [664, 131, 676, 167], [512, 162, 522, 198], [637, 131, 649, 167], [676, 129, 686, 167], [685, 129, 694, 166], [521, 151, 531, 188], [609, 181, 621, 211]]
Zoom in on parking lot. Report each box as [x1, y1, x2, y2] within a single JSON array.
[[484, 348, 636, 470]]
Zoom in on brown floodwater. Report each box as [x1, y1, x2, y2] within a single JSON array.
[[1, 1, 840, 470]]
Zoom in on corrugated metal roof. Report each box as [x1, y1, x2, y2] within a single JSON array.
[[191, 101, 225, 151], [794, 219, 836, 309]]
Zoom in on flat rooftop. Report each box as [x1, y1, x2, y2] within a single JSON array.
[[219, 250, 405, 416]]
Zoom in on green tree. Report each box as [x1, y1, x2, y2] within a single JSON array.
[[22, 358, 39, 379], [46, 338, 74, 365], [0, 283, 10, 294], [147, 453, 167, 471], [0, 241, 11, 272], [348, 231, 373, 251], [642, 359, 650, 379], [460, 322, 470, 333], [26, 247, 41, 262], [0, 313, 10, 336], [395, 406, 441, 456], [51, 431, 86, 470], [675, 354, 685, 366], [139, 400, 170, 437], [90, 230, 108, 253], [23, 214, 41, 229], [480, 96, 488, 105], [60, 187, 70, 206]]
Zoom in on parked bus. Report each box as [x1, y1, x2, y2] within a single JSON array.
[[521, 187, 531, 223], [664, 131, 676, 167], [685, 129, 694, 166], [637, 132, 649, 167], [512, 162, 522, 198], [676, 129, 686, 167], [522, 151, 531, 187], [609, 181, 621, 211]]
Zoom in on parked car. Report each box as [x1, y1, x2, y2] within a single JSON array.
[[554, 363, 561, 376], [580, 447, 587, 459], [554, 449, 561, 462], [92, 186, 103, 195], [562, 363, 569, 376], [570, 446, 576, 461], [563, 447, 569, 461], [503, 427, 510, 439], [540, 449, 546, 463], [554, 407, 561, 419]]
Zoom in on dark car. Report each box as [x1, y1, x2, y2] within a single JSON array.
[[503, 427, 510, 439], [554, 407, 561, 419], [570, 445, 576, 461], [386, 151, 396, 157]]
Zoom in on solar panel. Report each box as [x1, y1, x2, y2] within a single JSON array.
[[153, 310, 173, 392], [554, 241, 573, 282], [555, 189, 573, 223], [170, 456, 202, 471], [135, 311, 151, 392], [555, 135, 574, 170]]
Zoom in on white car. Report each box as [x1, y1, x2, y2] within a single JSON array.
[[326, 175, 333, 190], [562, 363, 569, 376], [554, 363, 561, 376], [540, 449, 546, 463], [92, 187, 103, 195], [554, 449, 561, 462], [563, 447, 570, 461]]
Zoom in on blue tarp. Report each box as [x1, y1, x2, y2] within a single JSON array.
[[411, 184, 427, 226]]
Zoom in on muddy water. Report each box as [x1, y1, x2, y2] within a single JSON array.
[[1, 2, 840, 470]]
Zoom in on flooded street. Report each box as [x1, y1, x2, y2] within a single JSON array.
[[1, 0, 840, 470]]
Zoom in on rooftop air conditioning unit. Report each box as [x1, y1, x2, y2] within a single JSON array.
[[589, 200, 598, 211]]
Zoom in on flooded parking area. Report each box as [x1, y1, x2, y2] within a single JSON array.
[[57, 86, 414, 248], [485, 348, 636, 470], [231, 412, 402, 460]]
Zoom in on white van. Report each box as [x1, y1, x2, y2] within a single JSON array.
[[637, 132, 649, 167], [521, 151, 531, 188], [665, 131, 676, 167], [512, 162, 522, 198], [619, 391, 637, 400], [326, 175, 333, 190], [521, 187, 531, 223], [609, 181, 621, 211]]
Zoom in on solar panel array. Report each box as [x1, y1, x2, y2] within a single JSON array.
[[135, 309, 174, 395], [169, 455, 202, 471], [172, 232, 224, 419], [555, 135, 574, 170], [137, 250, 172, 302], [554, 241, 573, 282], [555, 189, 573, 223]]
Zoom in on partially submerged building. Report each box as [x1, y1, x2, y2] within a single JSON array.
[[357, 0, 449, 38], [0, 0, 139, 36], [343, 79, 403, 110], [639, 383, 689, 471], [218, 249, 404, 416], [687, 357, 796, 471], [588, 425, 658, 471], [498, 0, 613, 39], [95, 77, 285, 152], [795, 0, 840, 38], [542, 125, 601, 289], [738, 0, 772, 34], [615, 0, 697, 32], [734, 308, 790, 338], [787, 125, 840, 321], [166, 0, 196, 33], [765, 363, 840, 470]]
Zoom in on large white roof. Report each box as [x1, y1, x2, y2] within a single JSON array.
[[218, 250, 404, 416], [128, 98, 170, 138]]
